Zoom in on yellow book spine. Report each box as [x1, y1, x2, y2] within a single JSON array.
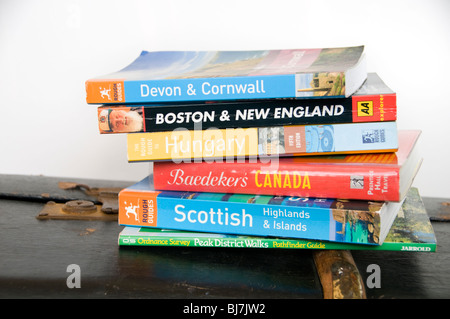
[[127, 128, 260, 161]]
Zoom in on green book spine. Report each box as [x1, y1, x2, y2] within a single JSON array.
[[118, 230, 435, 252]]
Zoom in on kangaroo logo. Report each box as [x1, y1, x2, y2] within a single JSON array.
[[99, 86, 111, 100], [124, 201, 140, 221]]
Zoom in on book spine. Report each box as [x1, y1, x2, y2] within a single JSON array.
[[118, 233, 436, 252], [98, 94, 396, 134], [126, 122, 399, 162], [351, 94, 396, 123], [118, 189, 381, 245], [153, 161, 401, 201]]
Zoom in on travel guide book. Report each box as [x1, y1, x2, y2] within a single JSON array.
[[118, 188, 436, 252], [86, 46, 367, 104], [127, 121, 399, 162], [118, 175, 403, 245], [153, 130, 421, 202], [97, 73, 396, 134]]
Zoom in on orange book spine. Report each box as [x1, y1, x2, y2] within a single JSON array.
[[118, 189, 161, 228], [85, 79, 125, 104]]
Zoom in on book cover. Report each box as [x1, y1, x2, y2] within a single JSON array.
[[118, 175, 403, 245], [127, 121, 399, 162], [97, 73, 396, 134], [86, 46, 366, 104], [118, 188, 436, 252], [153, 130, 421, 202]]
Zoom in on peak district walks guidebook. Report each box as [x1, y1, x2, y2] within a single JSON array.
[[86, 46, 366, 104]]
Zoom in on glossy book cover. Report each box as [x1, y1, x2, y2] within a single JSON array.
[[118, 176, 403, 245], [86, 46, 366, 104]]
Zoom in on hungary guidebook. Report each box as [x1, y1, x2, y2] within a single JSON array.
[[127, 121, 399, 162]]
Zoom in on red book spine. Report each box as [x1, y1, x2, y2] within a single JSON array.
[[153, 161, 401, 202]]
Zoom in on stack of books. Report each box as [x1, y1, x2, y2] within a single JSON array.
[[86, 45, 436, 252]]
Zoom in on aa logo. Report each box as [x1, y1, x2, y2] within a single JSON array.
[[357, 101, 373, 117]]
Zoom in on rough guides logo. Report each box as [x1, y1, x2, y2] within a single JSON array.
[[120, 197, 157, 226], [123, 200, 140, 222], [99, 85, 112, 101], [86, 79, 125, 103], [357, 101, 373, 117]]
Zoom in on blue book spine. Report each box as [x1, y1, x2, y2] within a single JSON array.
[[119, 178, 383, 245], [123, 75, 299, 103]]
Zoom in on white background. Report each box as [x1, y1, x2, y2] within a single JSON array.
[[1, 0, 449, 198]]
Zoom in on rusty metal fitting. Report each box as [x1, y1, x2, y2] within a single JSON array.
[[62, 200, 97, 214]]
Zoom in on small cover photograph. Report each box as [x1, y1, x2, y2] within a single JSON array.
[[98, 107, 145, 133]]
